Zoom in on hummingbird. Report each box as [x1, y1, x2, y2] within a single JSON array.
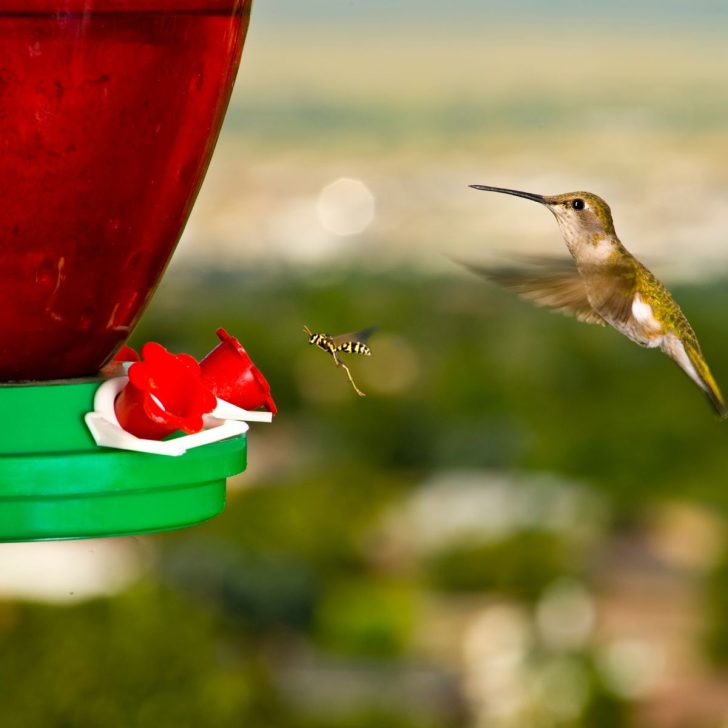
[[466, 185, 726, 418]]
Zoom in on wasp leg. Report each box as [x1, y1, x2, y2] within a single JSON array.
[[332, 352, 366, 397], [340, 361, 366, 397]]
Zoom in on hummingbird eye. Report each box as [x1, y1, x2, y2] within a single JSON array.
[[571, 199, 585, 210]]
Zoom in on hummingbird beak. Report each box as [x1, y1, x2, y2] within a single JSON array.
[[469, 185, 547, 205]]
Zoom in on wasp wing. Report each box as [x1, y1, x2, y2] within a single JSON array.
[[330, 326, 378, 347]]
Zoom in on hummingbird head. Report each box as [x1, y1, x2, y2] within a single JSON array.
[[541, 190, 616, 240], [470, 185, 618, 257]]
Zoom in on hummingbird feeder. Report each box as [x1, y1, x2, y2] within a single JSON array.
[[0, 0, 271, 541]]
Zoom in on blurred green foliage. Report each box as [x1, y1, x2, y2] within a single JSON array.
[[424, 532, 575, 599], [2, 267, 727, 727]]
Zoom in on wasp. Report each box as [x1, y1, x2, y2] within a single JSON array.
[[303, 325, 376, 397]]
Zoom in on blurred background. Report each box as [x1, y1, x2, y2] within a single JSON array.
[[4, 1, 728, 726]]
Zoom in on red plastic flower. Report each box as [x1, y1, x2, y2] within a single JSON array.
[[199, 328, 277, 414], [112, 345, 140, 363], [114, 342, 217, 440], [99, 344, 140, 377]]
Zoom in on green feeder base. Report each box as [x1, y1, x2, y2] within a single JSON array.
[[0, 379, 247, 541]]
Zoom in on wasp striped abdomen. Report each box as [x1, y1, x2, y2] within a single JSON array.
[[336, 341, 371, 356]]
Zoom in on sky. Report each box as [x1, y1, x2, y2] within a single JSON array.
[[250, 0, 728, 30]]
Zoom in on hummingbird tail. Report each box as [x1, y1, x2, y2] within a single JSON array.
[[708, 392, 727, 419], [701, 376, 728, 420], [666, 336, 727, 419], [689, 350, 726, 419]]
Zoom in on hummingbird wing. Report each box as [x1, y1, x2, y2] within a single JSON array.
[[461, 256, 606, 326], [582, 262, 641, 329]]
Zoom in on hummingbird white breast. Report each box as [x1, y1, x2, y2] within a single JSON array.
[[631, 294, 662, 334], [603, 293, 663, 349]]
